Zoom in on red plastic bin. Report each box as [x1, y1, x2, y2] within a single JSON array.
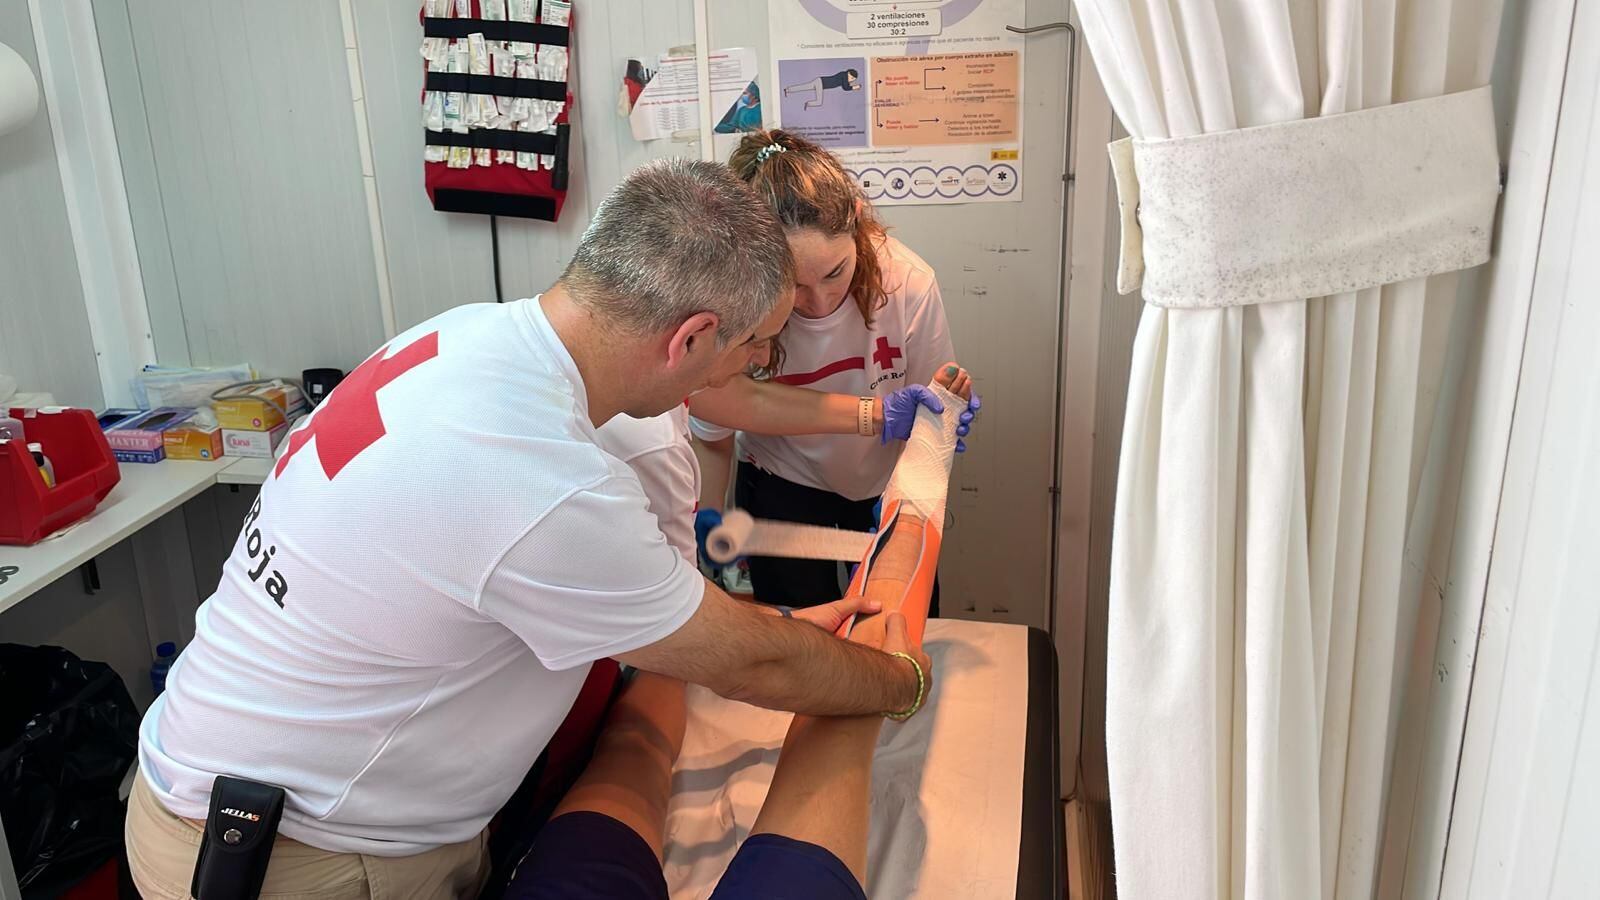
[[0, 407, 122, 545]]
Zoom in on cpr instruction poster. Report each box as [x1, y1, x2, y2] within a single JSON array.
[[768, 0, 1025, 205]]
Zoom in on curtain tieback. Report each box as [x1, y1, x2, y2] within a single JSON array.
[[1108, 85, 1501, 309]]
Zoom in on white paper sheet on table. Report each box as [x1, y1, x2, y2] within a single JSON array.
[[662, 619, 1029, 899]]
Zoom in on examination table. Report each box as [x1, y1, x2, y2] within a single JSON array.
[[662, 619, 1062, 899], [484, 619, 1062, 899]]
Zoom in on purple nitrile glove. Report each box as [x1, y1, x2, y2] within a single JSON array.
[[954, 391, 981, 453], [694, 508, 732, 571], [880, 385, 945, 444]]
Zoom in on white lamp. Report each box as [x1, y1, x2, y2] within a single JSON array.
[[0, 41, 41, 136]]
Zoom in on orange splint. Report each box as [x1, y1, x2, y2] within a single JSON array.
[[836, 498, 941, 647]]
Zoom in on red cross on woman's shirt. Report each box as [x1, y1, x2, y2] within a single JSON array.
[[872, 336, 903, 371]]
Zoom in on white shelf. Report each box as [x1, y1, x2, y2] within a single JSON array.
[[0, 458, 231, 616], [216, 455, 272, 486]]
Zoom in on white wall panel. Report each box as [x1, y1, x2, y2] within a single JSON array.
[[93, 0, 189, 366], [0, 0, 103, 408], [351, 0, 702, 330], [99, 0, 387, 378], [1441, 0, 1600, 892]]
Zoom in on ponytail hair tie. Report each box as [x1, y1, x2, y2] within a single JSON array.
[[755, 143, 787, 163]]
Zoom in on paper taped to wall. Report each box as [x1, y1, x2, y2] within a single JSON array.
[[628, 48, 759, 141], [767, 0, 1026, 206]]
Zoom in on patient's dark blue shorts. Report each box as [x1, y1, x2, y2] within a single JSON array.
[[506, 810, 868, 900]]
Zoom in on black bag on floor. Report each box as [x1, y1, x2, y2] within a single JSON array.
[[0, 643, 140, 896]]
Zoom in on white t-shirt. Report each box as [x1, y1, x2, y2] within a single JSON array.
[[138, 297, 704, 856], [691, 237, 956, 501], [594, 405, 700, 562]]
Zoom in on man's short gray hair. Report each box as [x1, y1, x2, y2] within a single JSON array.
[[562, 158, 793, 342]]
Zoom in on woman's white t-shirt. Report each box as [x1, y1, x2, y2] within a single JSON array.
[[595, 405, 700, 562], [692, 236, 956, 501]]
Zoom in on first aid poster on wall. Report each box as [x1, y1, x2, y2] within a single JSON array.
[[767, 0, 1025, 206]]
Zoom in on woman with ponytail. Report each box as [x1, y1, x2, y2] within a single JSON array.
[[690, 129, 980, 612]]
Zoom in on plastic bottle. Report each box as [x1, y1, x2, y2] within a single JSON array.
[[0, 415, 23, 443], [27, 442, 54, 488], [151, 642, 178, 696]]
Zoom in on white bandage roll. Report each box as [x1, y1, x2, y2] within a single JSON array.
[[705, 509, 755, 562], [706, 509, 875, 564]]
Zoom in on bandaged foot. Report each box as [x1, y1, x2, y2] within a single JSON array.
[[841, 364, 972, 648], [881, 364, 970, 527]]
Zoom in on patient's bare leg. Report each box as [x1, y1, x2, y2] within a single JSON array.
[[747, 364, 972, 885], [747, 708, 885, 883], [549, 672, 686, 861]]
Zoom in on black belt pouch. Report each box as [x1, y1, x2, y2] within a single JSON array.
[[190, 775, 287, 900]]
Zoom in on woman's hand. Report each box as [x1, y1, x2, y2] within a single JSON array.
[[879, 385, 945, 443], [936, 363, 981, 453], [955, 390, 981, 453], [880, 370, 983, 452]]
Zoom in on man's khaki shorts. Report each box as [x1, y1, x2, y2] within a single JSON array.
[[125, 775, 489, 899]]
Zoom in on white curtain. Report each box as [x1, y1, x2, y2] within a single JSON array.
[[1074, 0, 1504, 897]]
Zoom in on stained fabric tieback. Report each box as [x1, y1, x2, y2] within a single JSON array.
[[1107, 85, 1501, 308]]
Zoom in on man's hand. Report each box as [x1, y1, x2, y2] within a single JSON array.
[[874, 612, 932, 711], [616, 578, 934, 717], [840, 600, 933, 718], [790, 594, 882, 634]]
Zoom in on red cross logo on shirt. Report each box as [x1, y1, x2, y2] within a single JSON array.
[[872, 337, 903, 371], [274, 332, 441, 481]]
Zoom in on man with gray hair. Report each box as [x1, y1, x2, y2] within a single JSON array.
[[562, 157, 788, 345], [125, 159, 928, 898]]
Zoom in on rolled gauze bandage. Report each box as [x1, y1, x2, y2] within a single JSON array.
[[705, 509, 875, 564]]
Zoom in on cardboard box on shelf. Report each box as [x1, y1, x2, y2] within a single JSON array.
[[213, 381, 306, 431], [164, 424, 225, 461], [103, 407, 198, 463], [222, 422, 289, 459], [96, 408, 143, 432]]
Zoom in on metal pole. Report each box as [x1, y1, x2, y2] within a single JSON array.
[[1005, 19, 1079, 642]]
